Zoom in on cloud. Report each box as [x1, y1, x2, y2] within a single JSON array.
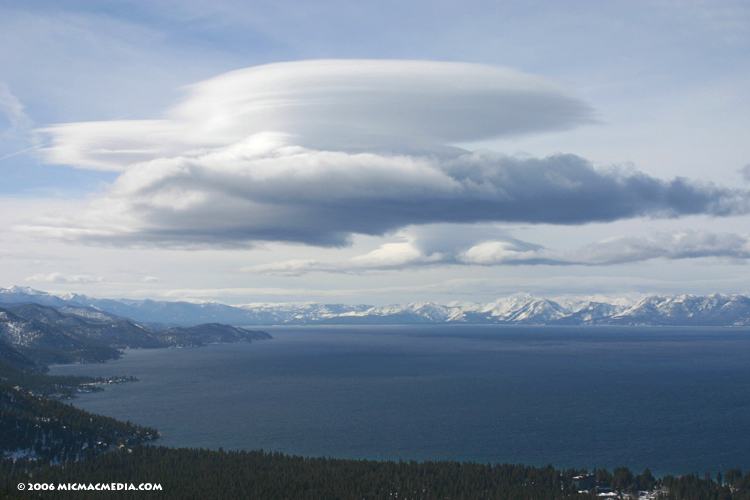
[[26, 60, 750, 248], [0, 83, 33, 134], [20, 145, 750, 247], [458, 230, 750, 266], [25, 272, 104, 283], [244, 230, 750, 274], [0, 83, 39, 156], [245, 241, 445, 276], [42, 60, 593, 171]]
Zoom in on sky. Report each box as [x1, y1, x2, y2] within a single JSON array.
[[1, 0, 750, 305]]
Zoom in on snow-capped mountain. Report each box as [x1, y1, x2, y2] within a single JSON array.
[[550, 301, 626, 325], [2, 286, 750, 327], [452, 293, 570, 323], [0, 286, 70, 307], [609, 293, 750, 326]]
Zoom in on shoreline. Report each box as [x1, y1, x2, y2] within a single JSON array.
[[46, 327, 750, 478]]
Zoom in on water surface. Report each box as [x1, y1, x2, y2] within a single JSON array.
[[50, 325, 750, 476]]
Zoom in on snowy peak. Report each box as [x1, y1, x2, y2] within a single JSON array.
[[452, 294, 568, 324], [1, 287, 749, 326], [8, 286, 47, 295], [612, 293, 750, 326], [0, 287, 69, 307]]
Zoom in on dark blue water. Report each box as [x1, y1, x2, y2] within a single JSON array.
[[50, 325, 750, 476]]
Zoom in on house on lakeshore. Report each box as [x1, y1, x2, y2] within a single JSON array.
[[573, 474, 597, 491]]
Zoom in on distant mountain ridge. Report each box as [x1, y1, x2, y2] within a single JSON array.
[[0, 292, 271, 368], [2, 286, 750, 327]]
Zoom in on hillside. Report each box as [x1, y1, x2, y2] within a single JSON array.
[[0, 298, 270, 368]]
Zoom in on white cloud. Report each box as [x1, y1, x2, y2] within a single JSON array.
[[41, 60, 593, 171], [350, 241, 443, 267], [459, 230, 750, 266], [244, 240, 444, 275], [25, 272, 104, 283], [245, 230, 750, 274]]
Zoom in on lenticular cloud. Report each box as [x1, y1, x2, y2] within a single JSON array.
[[42, 60, 593, 171], [29, 60, 750, 248]]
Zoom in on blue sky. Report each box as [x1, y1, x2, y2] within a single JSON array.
[[1, 1, 750, 304]]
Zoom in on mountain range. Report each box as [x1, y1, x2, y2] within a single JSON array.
[[2, 286, 750, 328], [0, 288, 271, 370]]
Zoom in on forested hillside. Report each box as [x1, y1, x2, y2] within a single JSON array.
[[1, 448, 592, 500], [0, 302, 270, 367], [1, 359, 157, 466], [4, 447, 750, 500]]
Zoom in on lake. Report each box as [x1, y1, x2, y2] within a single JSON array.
[[49, 325, 750, 477]]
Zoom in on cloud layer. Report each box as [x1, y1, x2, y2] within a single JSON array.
[[29, 60, 750, 248], [244, 230, 750, 275], [458, 230, 750, 266], [22, 143, 750, 246]]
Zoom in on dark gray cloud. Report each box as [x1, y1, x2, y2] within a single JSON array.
[[20, 145, 750, 247]]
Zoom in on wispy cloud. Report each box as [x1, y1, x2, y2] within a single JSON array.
[[741, 164, 750, 183], [0, 82, 39, 156], [0, 83, 33, 134], [25, 272, 104, 283]]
